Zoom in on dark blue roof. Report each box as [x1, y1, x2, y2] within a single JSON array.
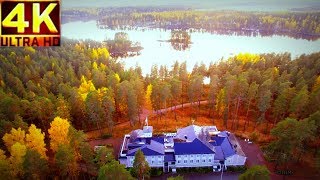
[[211, 136, 225, 146], [127, 140, 164, 156], [152, 137, 164, 144], [128, 144, 143, 150], [164, 153, 175, 162], [174, 138, 215, 155], [210, 136, 235, 158], [220, 137, 235, 157], [213, 146, 224, 160], [127, 146, 163, 156]]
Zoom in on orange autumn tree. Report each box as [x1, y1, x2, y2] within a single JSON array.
[[48, 117, 92, 178], [48, 117, 70, 152], [145, 84, 153, 110]]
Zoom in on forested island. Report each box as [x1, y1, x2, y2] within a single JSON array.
[[104, 32, 143, 57], [160, 30, 192, 51], [1, 1, 320, 178], [0, 39, 319, 178]]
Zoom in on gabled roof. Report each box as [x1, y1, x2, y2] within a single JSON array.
[[210, 136, 235, 158], [228, 133, 246, 157], [175, 125, 202, 142], [213, 146, 224, 160], [174, 138, 215, 155], [127, 140, 164, 156], [210, 136, 225, 146], [152, 137, 164, 144]]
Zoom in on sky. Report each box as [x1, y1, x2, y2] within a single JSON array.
[[62, 0, 320, 11]]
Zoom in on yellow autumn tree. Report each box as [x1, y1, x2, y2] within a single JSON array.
[[114, 73, 121, 83], [0, 149, 12, 179], [91, 49, 99, 59], [100, 63, 107, 71], [0, 149, 6, 160], [2, 128, 25, 150], [97, 47, 110, 59], [145, 84, 153, 110], [25, 124, 47, 159], [74, 43, 83, 52], [312, 75, 320, 92], [92, 62, 98, 70], [48, 117, 70, 152], [78, 76, 96, 100], [9, 142, 26, 177], [235, 53, 261, 64], [215, 88, 226, 117]]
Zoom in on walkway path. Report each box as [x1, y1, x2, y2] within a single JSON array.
[[153, 100, 208, 114], [93, 100, 209, 131]]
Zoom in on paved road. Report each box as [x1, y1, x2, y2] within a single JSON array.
[[86, 100, 209, 136], [238, 138, 266, 167], [154, 100, 208, 114]]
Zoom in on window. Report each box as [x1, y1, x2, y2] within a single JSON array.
[[178, 160, 180, 164], [196, 160, 199, 163], [151, 161, 154, 164], [202, 159, 206, 163], [190, 160, 193, 163], [209, 159, 211, 162]]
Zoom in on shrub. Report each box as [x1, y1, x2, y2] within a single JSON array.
[[249, 131, 259, 142], [239, 165, 270, 180], [227, 166, 247, 173], [167, 175, 184, 180], [150, 168, 163, 177], [128, 168, 136, 177], [101, 133, 112, 139]]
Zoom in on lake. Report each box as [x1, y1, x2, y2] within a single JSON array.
[[62, 21, 320, 75]]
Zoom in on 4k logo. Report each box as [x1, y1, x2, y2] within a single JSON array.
[[0, 0, 60, 46]]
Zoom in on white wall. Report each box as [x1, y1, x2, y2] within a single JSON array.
[[126, 155, 164, 167], [225, 154, 246, 166], [175, 154, 216, 167]]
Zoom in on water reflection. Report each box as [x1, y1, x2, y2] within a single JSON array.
[[62, 21, 320, 75], [170, 30, 192, 51]]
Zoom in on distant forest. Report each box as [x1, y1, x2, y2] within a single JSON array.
[[63, 8, 320, 40]]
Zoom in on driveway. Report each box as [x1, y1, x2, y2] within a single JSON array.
[[237, 138, 266, 167], [88, 138, 123, 158]]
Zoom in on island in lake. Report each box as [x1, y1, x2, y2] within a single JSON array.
[[0, 1, 319, 180]]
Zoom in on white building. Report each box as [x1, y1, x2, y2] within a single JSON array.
[[119, 124, 246, 172]]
